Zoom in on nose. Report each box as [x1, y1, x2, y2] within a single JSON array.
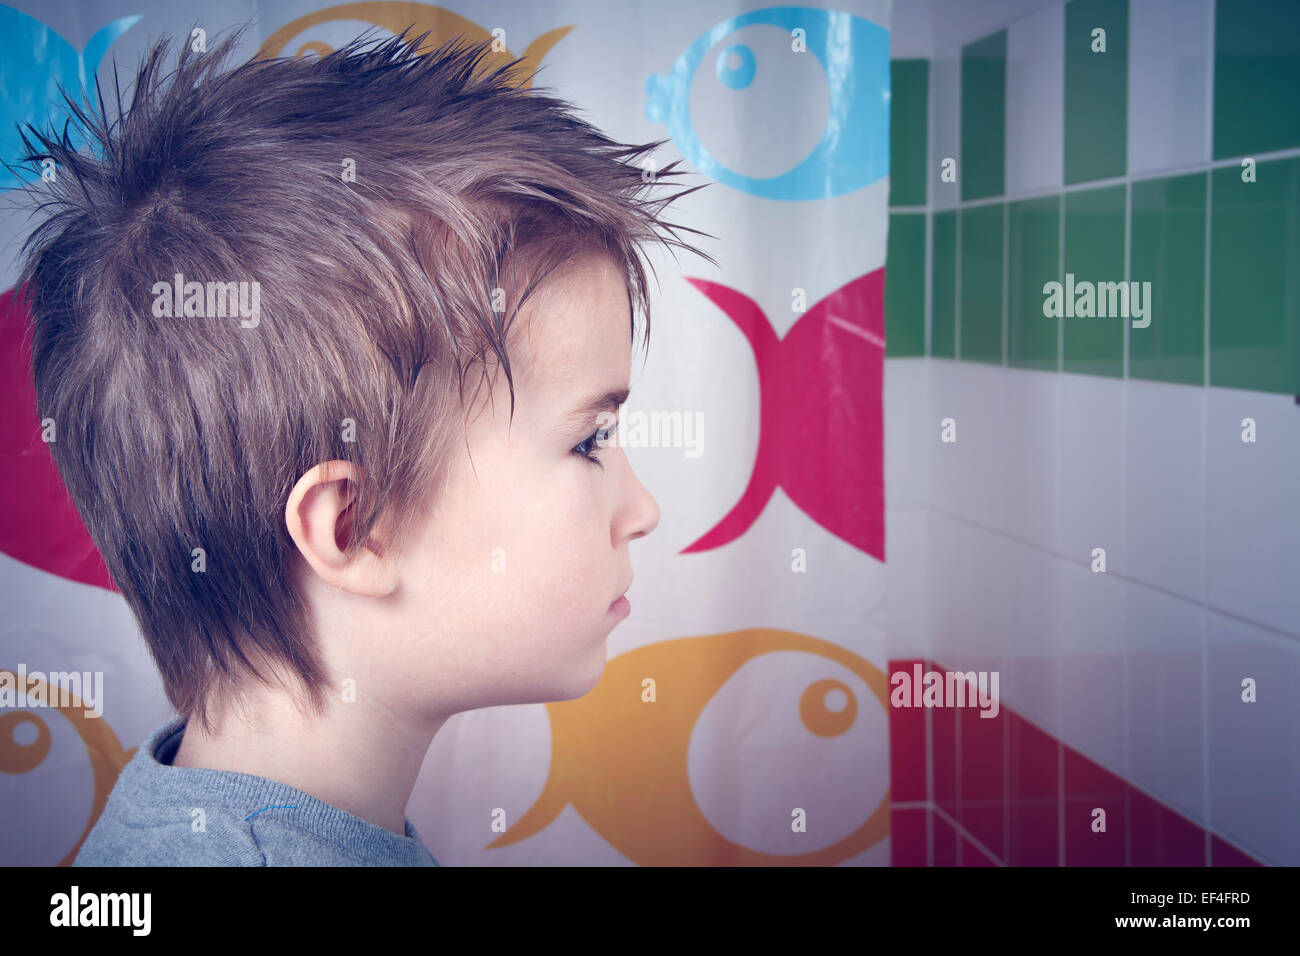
[[618, 450, 660, 543]]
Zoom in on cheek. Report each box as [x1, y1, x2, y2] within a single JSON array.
[[496, 466, 610, 602]]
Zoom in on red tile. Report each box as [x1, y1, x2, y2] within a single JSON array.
[[932, 676, 958, 822], [1009, 712, 1059, 866], [958, 699, 1006, 861], [961, 835, 998, 866], [890, 807, 927, 866], [1010, 713, 1058, 799], [933, 811, 958, 866], [888, 658, 928, 803], [1210, 836, 1262, 867], [1127, 787, 1206, 866], [1010, 800, 1059, 866], [1064, 748, 1126, 865]]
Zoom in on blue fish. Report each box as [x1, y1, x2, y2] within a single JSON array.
[[0, 5, 141, 190], [645, 6, 890, 200]]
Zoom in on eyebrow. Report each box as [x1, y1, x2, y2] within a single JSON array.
[[562, 387, 630, 428]]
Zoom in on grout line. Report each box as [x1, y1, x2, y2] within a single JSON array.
[[1204, 174, 1213, 388], [954, 698, 963, 864], [926, 501, 1300, 645], [945, 144, 1300, 212], [931, 801, 1007, 867], [1058, 738, 1066, 865], [1206, 0, 1217, 167], [1122, 178, 1132, 863], [925, 54, 935, 359], [1202, 379, 1213, 864], [1202, 0, 1215, 865], [1124, 181, 1131, 381], [926, 681, 935, 866], [925, 200, 933, 358], [1058, 193, 1065, 372], [1002, 202, 1009, 366], [1003, 690, 1011, 864], [955, 209, 962, 361]]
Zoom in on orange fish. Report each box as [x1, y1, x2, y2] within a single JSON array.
[[488, 628, 891, 865], [0, 671, 135, 866], [258, 1, 572, 90]]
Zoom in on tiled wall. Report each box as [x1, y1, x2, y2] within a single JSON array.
[[888, 0, 1300, 390], [883, 0, 1300, 866], [888, 658, 1263, 866]]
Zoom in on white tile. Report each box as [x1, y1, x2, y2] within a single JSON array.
[[930, 362, 1061, 555], [927, 510, 1009, 678], [885, 359, 931, 509], [1207, 614, 1300, 865], [1205, 388, 1300, 639], [891, 0, 935, 57], [998, 369, 1062, 550], [1125, 379, 1204, 601], [927, 495, 1066, 735], [1000, 545, 1066, 735], [886, 508, 932, 662], [1058, 374, 1127, 576], [930, 52, 962, 210], [929, 0, 1067, 53], [1058, 557, 1128, 775], [1124, 583, 1206, 822], [1128, 0, 1213, 174], [1006, 3, 1065, 195]]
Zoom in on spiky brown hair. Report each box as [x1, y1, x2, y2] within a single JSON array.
[[16, 28, 713, 732]]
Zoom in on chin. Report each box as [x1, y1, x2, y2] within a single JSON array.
[[561, 648, 608, 701]]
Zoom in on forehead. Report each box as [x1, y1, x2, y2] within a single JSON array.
[[517, 254, 632, 385]]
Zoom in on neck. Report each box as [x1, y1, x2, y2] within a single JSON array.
[[172, 685, 447, 836]]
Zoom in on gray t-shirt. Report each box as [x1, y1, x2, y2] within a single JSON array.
[[73, 717, 440, 866]]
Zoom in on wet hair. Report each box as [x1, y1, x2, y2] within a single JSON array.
[[15, 28, 714, 733]]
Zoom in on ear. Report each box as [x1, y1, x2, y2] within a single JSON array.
[[284, 460, 398, 597]]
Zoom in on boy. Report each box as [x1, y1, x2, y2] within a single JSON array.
[[17, 29, 713, 865]]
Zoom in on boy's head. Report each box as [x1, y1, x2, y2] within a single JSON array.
[[18, 30, 712, 733]]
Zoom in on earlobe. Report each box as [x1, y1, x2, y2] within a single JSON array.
[[284, 461, 398, 597]]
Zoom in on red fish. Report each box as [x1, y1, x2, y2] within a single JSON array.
[[681, 269, 885, 560], [0, 287, 115, 591], [1, 268, 888, 583]]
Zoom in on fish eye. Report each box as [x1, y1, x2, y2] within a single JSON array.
[[716, 43, 756, 89]]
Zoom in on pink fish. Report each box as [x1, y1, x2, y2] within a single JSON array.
[[0, 287, 115, 591], [681, 269, 885, 560], [1, 267, 888, 584]]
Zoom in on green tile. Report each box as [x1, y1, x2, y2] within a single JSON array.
[[932, 210, 957, 358], [961, 32, 1006, 202], [886, 213, 926, 357], [1064, 0, 1128, 184], [960, 204, 1004, 363], [1129, 173, 1207, 386], [1062, 185, 1125, 377], [1210, 156, 1300, 395], [890, 59, 929, 207], [1214, 0, 1300, 159], [1009, 196, 1061, 372]]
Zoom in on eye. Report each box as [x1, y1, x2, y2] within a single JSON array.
[[572, 421, 617, 469]]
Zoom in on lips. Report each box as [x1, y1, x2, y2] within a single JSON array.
[[609, 579, 633, 610]]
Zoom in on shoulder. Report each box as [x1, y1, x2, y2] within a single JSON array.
[[248, 811, 441, 867], [73, 798, 266, 866], [73, 718, 265, 866]]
